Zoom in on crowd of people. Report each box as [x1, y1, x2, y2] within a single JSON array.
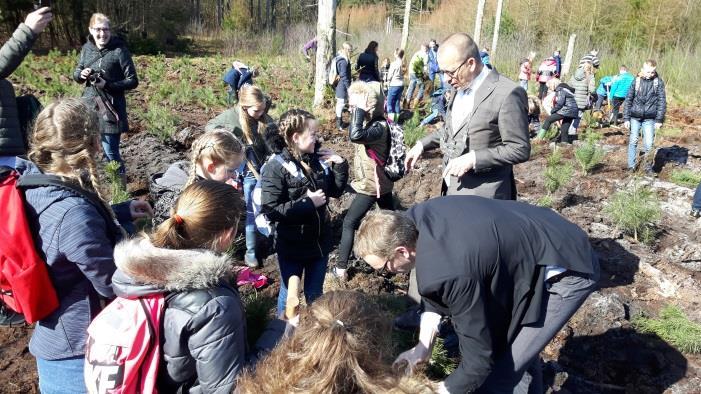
[[0, 6, 698, 394]]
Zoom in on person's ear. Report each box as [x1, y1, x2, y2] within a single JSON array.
[[206, 162, 217, 175], [395, 246, 410, 259]]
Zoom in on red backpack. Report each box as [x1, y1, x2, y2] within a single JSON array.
[[84, 294, 165, 394], [0, 167, 59, 323]]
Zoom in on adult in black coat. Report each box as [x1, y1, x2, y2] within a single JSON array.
[[355, 41, 380, 83], [73, 13, 138, 175], [355, 196, 599, 393], [334, 42, 353, 130]]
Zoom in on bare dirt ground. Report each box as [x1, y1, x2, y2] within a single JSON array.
[[2, 95, 700, 392]]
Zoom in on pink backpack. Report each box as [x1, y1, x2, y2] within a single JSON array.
[[84, 294, 165, 394]]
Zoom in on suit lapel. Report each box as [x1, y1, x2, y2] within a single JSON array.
[[466, 71, 498, 130]]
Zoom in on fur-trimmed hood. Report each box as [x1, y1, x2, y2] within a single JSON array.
[[111, 236, 235, 297]]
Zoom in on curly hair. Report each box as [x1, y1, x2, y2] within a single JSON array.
[[237, 291, 434, 393], [28, 98, 105, 199]]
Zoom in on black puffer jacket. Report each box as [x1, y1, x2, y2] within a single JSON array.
[[551, 83, 579, 118], [0, 23, 37, 156], [623, 75, 666, 122], [356, 51, 380, 83], [112, 236, 270, 394], [73, 36, 138, 134], [260, 130, 349, 261]]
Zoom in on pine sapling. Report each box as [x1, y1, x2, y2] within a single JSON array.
[[604, 181, 661, 242]]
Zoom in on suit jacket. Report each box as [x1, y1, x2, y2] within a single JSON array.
[[420, 69, 530, 199], [408, 196, 599, 393]]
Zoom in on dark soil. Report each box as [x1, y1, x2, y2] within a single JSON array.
[[3, 90, 701, 393]]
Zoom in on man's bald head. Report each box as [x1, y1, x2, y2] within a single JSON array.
[[437, 33, 481, 68]]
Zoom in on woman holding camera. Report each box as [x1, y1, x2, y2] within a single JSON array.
[[73, 13, 138, 178]]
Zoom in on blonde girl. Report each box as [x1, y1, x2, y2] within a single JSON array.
[[259, 109, 348, 316], [17, 98, 149, 393], [150, 129, 244, 226], [205, 84, 274, 267]]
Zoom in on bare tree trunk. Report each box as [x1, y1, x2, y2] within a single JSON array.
[[562, 33, 577, 77], [649, 2, 662, 56], [313, 0, 337, 109], [473, 0, 486, 45], [491, 0, 504, 60], [400, 0, 411, 51]]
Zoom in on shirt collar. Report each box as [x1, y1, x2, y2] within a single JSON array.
[[458, 65, 490, 95]]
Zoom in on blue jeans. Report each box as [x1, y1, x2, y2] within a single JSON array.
[[387, 86, 403, 114], [243, 174, 257, 264], [36, 356, 87, 394], [420, 109, 440, 126], [405, 75, 425, 102], [101, 133, 124, 175], [628, 118, 656, 169], [692, 182, 701, 211], [276, 254, 328, 316]]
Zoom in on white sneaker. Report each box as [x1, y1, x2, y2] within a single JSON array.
[[332, 267, 348, 281]]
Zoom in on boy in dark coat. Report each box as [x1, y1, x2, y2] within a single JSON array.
[[355, 196, 599, 394]]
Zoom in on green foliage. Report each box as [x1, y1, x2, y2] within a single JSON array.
[[424, 338, 459, 380], [411, 57, 425, 79], [543, 148, 573, 194], [574, 140, 605, 175], [403, 111, 425, 148], [540, 124, 559, 141], [104, 161, 130, 204], [668, 169, 701, 189], [536, 194, 553, 208], [241, 291, 277, 349], [633, 305, 701, 354], [141, 105, 181, 141], [604, 181, 661, 243], [657, 127, 683, 139]]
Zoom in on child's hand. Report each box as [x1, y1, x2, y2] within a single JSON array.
[[307, 189, 327, 207], [318, 148, 344, 164]]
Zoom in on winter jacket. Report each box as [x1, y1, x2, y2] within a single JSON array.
[[356, 51, 380, 83], [335, 56, 352, 99], [536, 58, 557, 83], [150, 160, 193, 227], [579, 52, 600, 68], [568, 66, 595, 109], [205, 106, 271, 174], [609, 72, 634, 99], [551, 83, 579, 118], [387, 59, 404, 87], [348, 107, 393, 196], [111, 236, 270, 394], [223, 65, 254, 98], [623, 74, 666, 122], [518, 60, 531, 81], [595, 76, 613, 96], [554, 54, 562, 76], [0, 23, 37, 156], [408, 196, 599, 393], [73, 36, 138, 134], [15, 158, 127, 360], [260, 131, 348, 261]]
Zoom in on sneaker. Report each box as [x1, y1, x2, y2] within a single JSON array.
[[393, 305, 423, 331], [332, 267, 348, 281], [690, 209, 701, 218], [0, 306, 26, 327], [244, 256, 260, 269]]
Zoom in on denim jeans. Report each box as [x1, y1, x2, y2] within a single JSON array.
[[519, 80, 528, 92], [101, 133, 125, 175], [405, 74, 425, 102], [36, 356, 87, 394], [692, 182, 701, 211], [243, 174, 257, 264], [335, 98, 345, 118], [420, 110, 440, 126], [387, 86, 404, 114], [593, 94, 606, 111], [628, 118, 656, 169], [276, 254, 328, 316]]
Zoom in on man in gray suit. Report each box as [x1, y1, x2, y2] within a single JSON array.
[[405, 33, 530, 200]]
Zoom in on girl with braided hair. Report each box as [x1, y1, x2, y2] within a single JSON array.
[[237, 291, 435, 393], [260, 109, 349, 316], [12, 98, 151, 392], [150, 129, 244, 227]]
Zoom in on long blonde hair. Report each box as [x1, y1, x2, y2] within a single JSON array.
[[348, 80, 385, 121], [237, 85, 272, 145], [151, 180, 243, 251], [28, 98, 104, 199], [185, 130, 244, 187], [237, 291, 433, 393]]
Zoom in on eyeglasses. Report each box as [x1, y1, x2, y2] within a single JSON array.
[[90, 27, 110, 33], [441, 57, 469, 79]]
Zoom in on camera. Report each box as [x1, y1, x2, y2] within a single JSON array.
[[87, 70, 103, 84], [33, 0, 51, 10]]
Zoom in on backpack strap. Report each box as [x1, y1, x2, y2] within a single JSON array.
[[17, 174, 122, 240]]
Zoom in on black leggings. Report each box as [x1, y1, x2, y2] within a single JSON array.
[[337, 192, 394, 268], [542, 113, 576, 144], [538, 82, 548, 100]]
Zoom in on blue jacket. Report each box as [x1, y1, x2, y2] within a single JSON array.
[[428, 48, 439, 74], [334, 56, 352, 99], [609, 72, 634, 99], [596, 76, 613, 96], [15, 158, 127, 360]]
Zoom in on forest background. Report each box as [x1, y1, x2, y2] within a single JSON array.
[[1, 0, 700, 104]]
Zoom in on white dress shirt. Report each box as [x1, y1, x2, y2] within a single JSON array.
[[451, 65, 491, 132]]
